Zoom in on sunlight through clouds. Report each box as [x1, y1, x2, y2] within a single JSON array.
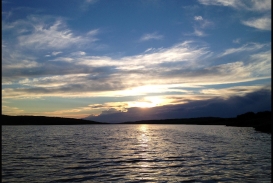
[[2, 0, 271, 120]]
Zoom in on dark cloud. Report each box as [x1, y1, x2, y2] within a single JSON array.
[[85, 89, 271, 123], [3, 61, 117, 78], [13, 81, 125, 94]]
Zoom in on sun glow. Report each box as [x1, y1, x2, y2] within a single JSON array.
[[140, 124, 147, 132], [128, 96, 164, 108]]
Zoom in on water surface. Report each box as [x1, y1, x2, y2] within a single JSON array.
[[2, 125, 271, 182]]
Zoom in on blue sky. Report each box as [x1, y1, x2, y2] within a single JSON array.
[[2, 0, 271, 122]]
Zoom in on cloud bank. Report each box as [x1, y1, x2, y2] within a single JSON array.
[[85, 88, 271, 123], [2, 40, 270, 99]]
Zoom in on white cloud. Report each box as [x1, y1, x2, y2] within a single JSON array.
[[3, 59, 41, 69], [144, 47, 156, 53], [198, 0, 271, 11], [219, 43, 267, 57], [75, 41, 210, 69], [80, 0, 99, 11], [242, 16, 271, 31], [52, 51, 62, 56], [232, 38, 240, 44], [191, 16, 213, 37], [193, 28, 206, 37], [87, 29, 99, 36], [17, 20, 97, 49], [50, 57, 74, 62], [194, 16, 203, 21], [17, 74, 90, 87], [247, 0, 271, 11], [2, 40, 271, 100], [140, 32, 163, 41], [198, 0, 271, 31], [186, 28, 207, 37], [2, 11, 12, 19], [2, 105, 25, 115], [70, 51, 86, 56], [200, 85, 270, 98], [85, 0, 97, 3], [198, 0, 240, 8], [2, 41, 7, 48], [246, 50, 271, 77], [2, 1, 10, 4], [200, 20, 213, 28]]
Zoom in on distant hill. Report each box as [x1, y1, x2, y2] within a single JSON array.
[[119, 111, 271, 133], [1, 115, 105, 125], [120, 117, 231, 125], [2, 111, 271, 133]]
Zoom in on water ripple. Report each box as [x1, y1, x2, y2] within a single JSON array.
[[2, 125, 271, 182]]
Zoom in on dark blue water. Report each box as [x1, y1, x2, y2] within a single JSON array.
[[2, 125, 271, 182]]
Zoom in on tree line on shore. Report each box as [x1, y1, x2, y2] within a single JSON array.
[[2, 111, 271, 133]]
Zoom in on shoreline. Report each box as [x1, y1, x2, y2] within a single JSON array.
[[2, 112, 271, 133]]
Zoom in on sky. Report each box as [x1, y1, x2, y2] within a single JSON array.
[[2, 0, 271, 122]]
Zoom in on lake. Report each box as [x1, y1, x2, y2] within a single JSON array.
[[2, 125, 271, 182]]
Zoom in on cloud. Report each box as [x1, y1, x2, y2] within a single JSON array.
[[2, 1, 10, 4], [85, 0, 97, 3], [2, 11, 12, 20], [2, 16, 100, 50], [140, 32, 164, 41], [2, 105, 25, 116], [246, 50, 271, 77], [89, 102, 129, 111], [200, 85, 270, 98], [2, 16, 102, 83], [17, 20, 96, 49], [190, 16, 213, 37], [198, 0, 241, 8], [242, 16, 271, 31], [21, 105, 97, 119], [193, 28, 206, 37], [100, 108, 121, 115], [2, 79, 126, 99], [249, 0, 271, 11], [194, 16, 203, 21], [2, 40, 271, 99], [198, 0, 271, 11], [3, 59, 41, 69], [144, 47, 156, 53], [185, 28, 207, 37], [218, 43, 268, 57], [198, 0, 271, 30], [85, 88, 271, 123], [80, 0, 99, 11], [66, 41, 210, 70], [87, 29, 99, 36], [232, 38, 240, 44], [70, 51, 86, 56], [52, 51, 62, 56]]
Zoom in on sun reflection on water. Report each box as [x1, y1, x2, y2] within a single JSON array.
[[139, 125, 149, 144], [138, 125, 150, 171], [140, 124, 147, 132]]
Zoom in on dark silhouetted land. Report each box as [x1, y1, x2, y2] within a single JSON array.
[[2, 111, 271, 133], [119, 111, 271, 133], [1, 115, 105, 125]]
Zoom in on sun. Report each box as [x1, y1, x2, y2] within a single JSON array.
[[129, 96, 163, 108], [134, 101, 156, 108]]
